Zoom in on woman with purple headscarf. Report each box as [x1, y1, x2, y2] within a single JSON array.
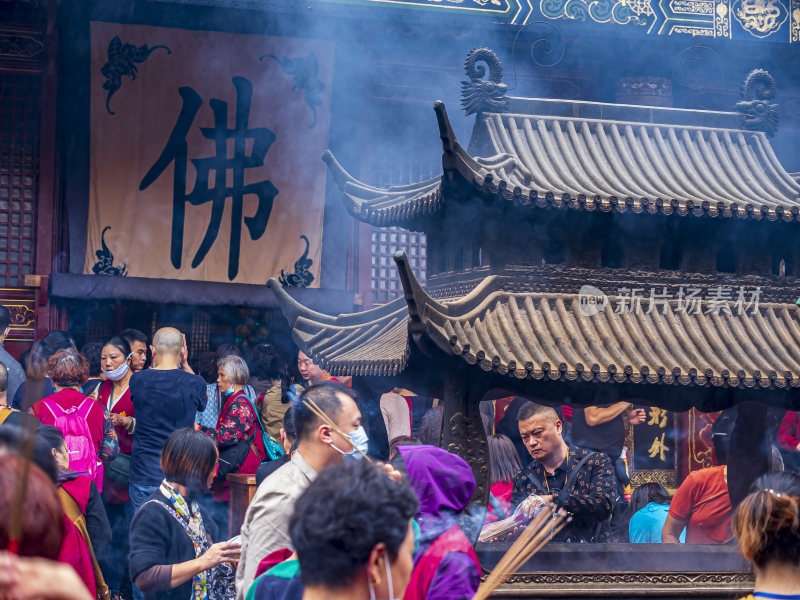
[[395, 445, 481, 600]]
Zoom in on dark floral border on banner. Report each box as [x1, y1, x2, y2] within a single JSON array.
[[279, 235, 314, 287], [261, 53, 324, 128], [91, 226, 128, 276], [101, 36, 171, 115]]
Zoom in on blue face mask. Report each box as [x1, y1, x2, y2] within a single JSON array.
[[222, 385, 236, 397], [330, 426, 369, 460]]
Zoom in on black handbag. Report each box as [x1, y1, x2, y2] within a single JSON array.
[[105, 453, 130, 486], [217, 438, 251, 480]]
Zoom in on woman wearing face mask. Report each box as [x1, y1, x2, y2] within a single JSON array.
[[129, 428, 241, 600], [97, 337, 136, 489], [200, 356, 275, 530], [96, 336, 136, 600], [246, 460, 417, 600]]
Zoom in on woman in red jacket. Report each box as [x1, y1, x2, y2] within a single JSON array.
[[97, 336, 137, 600], [32, 349, 117, 493]]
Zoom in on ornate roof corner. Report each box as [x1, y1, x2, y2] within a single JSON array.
[[736, 69, 778, 137], [323, 148, 444, 227], [460, 47, 509, 117], [394, 252, 428, 324], [434, 101, 493, 180], [393, 251, 449, 320], [321, 150, 365, 218], [434, 101, 459, 155], [321, 149, 356, 190], [266, 277, 336, 327]]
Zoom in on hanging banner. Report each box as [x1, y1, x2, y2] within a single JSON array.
[[86, 22, 334, 287], [629, 405, 679, 489]]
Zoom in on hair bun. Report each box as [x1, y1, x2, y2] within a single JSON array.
[[763, 491, 800, 533]]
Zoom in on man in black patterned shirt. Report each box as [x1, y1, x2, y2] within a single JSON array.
[[510, 402, 616, 542]]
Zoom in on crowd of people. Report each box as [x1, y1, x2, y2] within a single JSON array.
[[0, 302, 799, 600]]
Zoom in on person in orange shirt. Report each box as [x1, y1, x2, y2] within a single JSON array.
[[662, 464, 731, 544], [663, 411, 734, 544]]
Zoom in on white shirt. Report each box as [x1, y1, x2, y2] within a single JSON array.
[[235, 451, 317, 599]]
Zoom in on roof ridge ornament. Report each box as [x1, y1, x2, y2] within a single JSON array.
[[735, 69, 778, 137], [461, 48, 510, 117]]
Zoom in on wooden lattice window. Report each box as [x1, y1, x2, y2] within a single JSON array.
[[368, 151, 435, 304], [190, 310, 211, 356], [370, 228, 427, 304], [0, 72, 40, 288]]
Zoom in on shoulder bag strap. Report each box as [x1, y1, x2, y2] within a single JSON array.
[[564, 451, 597, 494], [524, 469, 550, 495]]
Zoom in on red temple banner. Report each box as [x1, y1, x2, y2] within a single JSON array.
[[86, 22, 335, 287], [678, 408, 720, 482]]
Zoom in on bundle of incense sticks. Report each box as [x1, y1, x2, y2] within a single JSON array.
[[302, 397, 373, 463], [478, 494, 548, 543], [472, 504, 570, 600]]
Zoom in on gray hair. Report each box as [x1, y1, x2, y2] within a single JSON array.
[[0, 362, 7, 394], [218, 355, 249, 386]]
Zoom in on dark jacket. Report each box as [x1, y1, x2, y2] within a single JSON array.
[[511, 445, 615, 542], [129, 491, 219, 600]]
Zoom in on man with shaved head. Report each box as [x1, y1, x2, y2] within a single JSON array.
[[509, 401, 616, 542], [128, 327, 207, 512]]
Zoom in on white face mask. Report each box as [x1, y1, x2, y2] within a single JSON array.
[[103, 355, 131, 382], [368, 554, 398, 600]]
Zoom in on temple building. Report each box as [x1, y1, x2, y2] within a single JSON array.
[[270, 45, 800, 546], [3, 0, 800, 595]]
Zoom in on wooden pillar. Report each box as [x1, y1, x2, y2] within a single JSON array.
[[727, 399, 771, 510], [35, 0, 60, 338], [441, 368, 489, 509], [227, 473, 257, 538]]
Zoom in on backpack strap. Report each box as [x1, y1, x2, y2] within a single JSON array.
[[75, 397, 95, 419], [42, 398, 63, 420]]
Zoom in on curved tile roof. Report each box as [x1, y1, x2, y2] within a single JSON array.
[[424, 292, 800, 389], [324, 101, 800, 227], [267, 279, 410, 377], [472, 111, 800, 219], [268, 259, 800, 390], [322, 150, 442, 228]]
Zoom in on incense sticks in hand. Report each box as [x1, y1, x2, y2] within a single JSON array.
[[473, 504, 570, 600], [478, 494, 547, 543], [302, 397, 373, 463]]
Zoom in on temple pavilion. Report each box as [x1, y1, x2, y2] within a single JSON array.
[[268, 48, 800, 510]]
